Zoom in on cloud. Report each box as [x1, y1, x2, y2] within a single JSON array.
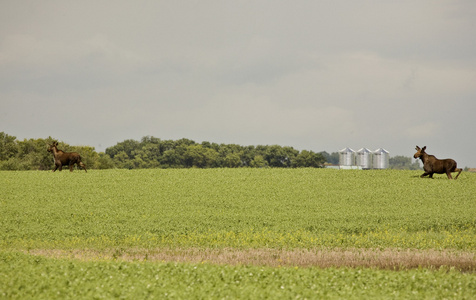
[[405, 122, 440, 139], [1, 1, 475, 166]]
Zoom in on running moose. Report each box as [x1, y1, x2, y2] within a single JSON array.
[[413, 146, 461, 179], [47, 141, 87, 172]]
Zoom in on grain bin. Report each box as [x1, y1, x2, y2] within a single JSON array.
[[339, 147, 355, 166], [356, 148, 372, 169], [372, 148, 389, 169]]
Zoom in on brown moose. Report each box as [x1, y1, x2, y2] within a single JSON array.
[[47, 141, 87, 172], [413, 146, 461, 179]]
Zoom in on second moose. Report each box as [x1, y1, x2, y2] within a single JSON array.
[[47, 141, 87, 172]]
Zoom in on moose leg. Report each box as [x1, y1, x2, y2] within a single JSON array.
[[420, 172, 430, 178], [446, 172, 453, 179], [58, 164, 63, 171], [454, 168, 462, 179], [79, 162, 87, 172], [69, 163, 74, 172], [52, 164, 59, 172]]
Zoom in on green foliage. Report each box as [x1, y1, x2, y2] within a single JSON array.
[[0, 133, 126, 171], [390, 155, 421, 170], [1, 169, 476, 299], [0, 132, 18, 161], [250, 155, 268, 168], [0, 134, 54, 170], [105, 136, 327, 169], [184, 144, 220, 168], [293, 150, 324, 167], [320, 151, 339, 165], [1, 169, 475, 250], [95, 153, 115, 169], [1, 251, 475, 299]]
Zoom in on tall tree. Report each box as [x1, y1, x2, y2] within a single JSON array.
[[0, 132, 18, 161], [294, 150, 325, 168]]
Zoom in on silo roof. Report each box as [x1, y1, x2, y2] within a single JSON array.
[[373, 148, 389, 154], [356, 148, 372, 153], [339, 147, 355, 153]]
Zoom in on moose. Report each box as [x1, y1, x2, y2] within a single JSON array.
[[413, 146, 461, 179], [47, 141, 87, 172]]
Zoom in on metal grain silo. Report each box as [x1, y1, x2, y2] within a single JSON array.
[[356, 148, 372, 169], [339, 147, 355, 167], [372, 148, 389, 169]]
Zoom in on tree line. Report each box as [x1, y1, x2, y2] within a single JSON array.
[[1, 132, 329, 170], [0, 132, 421, 170], [104, 136, 328, 169]]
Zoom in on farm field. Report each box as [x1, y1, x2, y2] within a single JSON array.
[[1, 169, 476, 298]]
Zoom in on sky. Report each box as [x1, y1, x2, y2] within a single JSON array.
[[1, 1, 475, 167]]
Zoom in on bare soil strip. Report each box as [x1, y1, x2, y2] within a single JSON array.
[[26, 248, 476, 271]]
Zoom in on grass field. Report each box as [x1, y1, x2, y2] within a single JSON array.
[[1, 169, 476, 298]]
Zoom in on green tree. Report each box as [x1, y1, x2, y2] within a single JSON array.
[[184, 145, 219, 168], [294, 150, 325, 168], [96, 153, 115, 169], [217, 144, 244, 167], [389, 156, 421, 170], [105, 139, 141, 159], [141, 144, 162, 165], [320, 151, 339, 165], [17, 137, 54, 170], [0, 158, 19, 170], [265, 145, 298, 167], [0, 132, 18, 161], [241, 146, 257, 167], [250, 155, 268, 168], [112, 151, 130, 168], [160, 150, 184, 168], [223, 153, 242, 168]]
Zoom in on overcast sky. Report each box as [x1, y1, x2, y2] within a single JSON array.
[[1, 1, 475, 167]]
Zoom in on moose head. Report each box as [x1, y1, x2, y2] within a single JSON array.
[[47, 141, 59, 153], [413, 146, 426, 159]]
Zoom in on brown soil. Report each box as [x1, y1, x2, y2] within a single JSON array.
[[26, 248, 476, 271]]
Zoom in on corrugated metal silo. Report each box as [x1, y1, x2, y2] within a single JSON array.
[[372, 148, 389, 169], [339, 147, 355, 166], [356, 148, 372, 169]]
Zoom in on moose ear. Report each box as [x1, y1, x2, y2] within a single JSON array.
[[415, 146, 420, 150], [422, 146, 426, 151]]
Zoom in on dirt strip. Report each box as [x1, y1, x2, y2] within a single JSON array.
[[26, 248, 476, 271]]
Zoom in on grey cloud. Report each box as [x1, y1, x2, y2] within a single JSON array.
[[1, 1, 475, 166]]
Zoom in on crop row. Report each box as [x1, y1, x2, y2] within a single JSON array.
[[1, 251, 475, 299], [1, 169, 475, 250]]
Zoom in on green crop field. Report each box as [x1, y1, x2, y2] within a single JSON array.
[[1, 169, 476, 298]]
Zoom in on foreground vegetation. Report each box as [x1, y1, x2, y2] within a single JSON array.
[[2, 251, 475, 299], [1, 169, 475, 298], [2, 169, 474, 250]]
